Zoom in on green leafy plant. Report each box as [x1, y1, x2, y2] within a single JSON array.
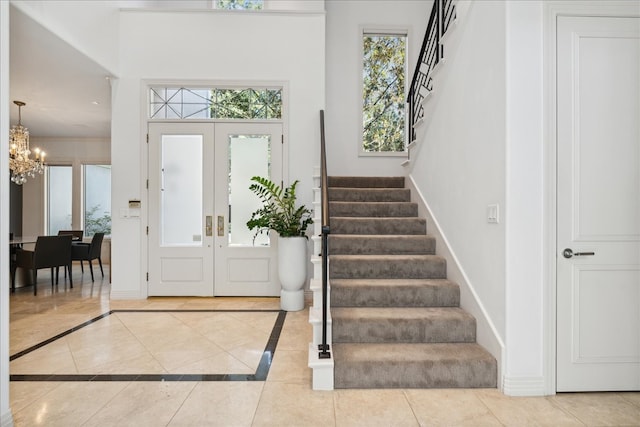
[[85, 205, 111, 236], [246, 176, 313, 240]]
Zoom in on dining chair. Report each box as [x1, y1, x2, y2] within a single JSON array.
[[58, 230, 84, 241], [11, 235, 73, 295], [71, 232, 105, 282]]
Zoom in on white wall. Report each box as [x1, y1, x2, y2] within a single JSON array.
[[325, 0, 431, 176], [1, 3, 13, 426], [406, 0, 508, 378], [504, 1, 545, 395], [266, 0, 324, 12], [9, 0, 120, 74], [111, 9, 325, 298]]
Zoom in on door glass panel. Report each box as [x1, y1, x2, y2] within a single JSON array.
[[228, 134, 270, 246], [161, 135, 203, 246]]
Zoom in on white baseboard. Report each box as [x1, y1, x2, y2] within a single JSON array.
[[1, 411, 14, 427], [109, 290, 145, 300], [502, 376, 547, 396]]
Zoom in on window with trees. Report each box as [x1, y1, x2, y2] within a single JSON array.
[[45, 163, 111, 238], [149, 87, 282, 120], [215, 0, 263, 10], [84, 165, 112, 237], [362, 32, 407, 153]]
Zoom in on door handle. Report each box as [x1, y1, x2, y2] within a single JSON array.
[[563, 248, 595, 259], [217, 215, 225, 236], [205, 216, 213, 236]]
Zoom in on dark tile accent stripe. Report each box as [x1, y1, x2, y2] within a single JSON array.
[[10, 309, 287, 382], [10, 311, 113, 361]]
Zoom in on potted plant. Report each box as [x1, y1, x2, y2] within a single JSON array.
[[247, 176, 313, 311]]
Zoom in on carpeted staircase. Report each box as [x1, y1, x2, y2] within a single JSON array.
[[328, 176, 497, 389]]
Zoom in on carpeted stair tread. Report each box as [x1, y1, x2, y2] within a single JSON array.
[[329, 235, 435, 255], [329, 187, 411, 202], [325, 175, 497, 390], [332, 343, 497, 389], [330, 201, 418, 218], [331, 278, 459, 307], [331, 217, 426, 235], [328, 176, 404, 188], [330, 254, 446, 279], [332, 307, 476, 343]]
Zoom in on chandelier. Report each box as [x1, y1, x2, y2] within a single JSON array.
[[9, 100, 45, 185]]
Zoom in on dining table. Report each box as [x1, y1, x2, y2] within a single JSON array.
[[9, 236, 38, 246]]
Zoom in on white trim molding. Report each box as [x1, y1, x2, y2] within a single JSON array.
[[0, 1, 13, 424], [503, 376, 547, 397]]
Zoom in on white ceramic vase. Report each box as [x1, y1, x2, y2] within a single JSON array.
[[278, 236, 307, 311]]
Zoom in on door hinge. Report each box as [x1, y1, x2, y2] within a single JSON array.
[[146, 226, 149, 235], [281, 134, 284, 144], [146, 134, 149, 143], [146, 179, 149, 189], [146, 272, 149, 281]]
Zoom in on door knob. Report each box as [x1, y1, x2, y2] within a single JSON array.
[[563, 248, 595, 259]]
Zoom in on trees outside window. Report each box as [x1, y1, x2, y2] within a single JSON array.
[[149, 87, 282, 120], [84, 165, 111, 237], [362, 33, 407, 153], [216, 0, 263, 10]]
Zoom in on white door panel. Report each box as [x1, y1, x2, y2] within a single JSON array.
[[214, 123, 283, 296], [556, 16, 640, 391], [148, 123, 215, 296]]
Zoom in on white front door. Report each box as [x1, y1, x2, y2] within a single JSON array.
[[556, 16, 640, 391], [214, 123, 283, 296], [148, 122, 283, 297]]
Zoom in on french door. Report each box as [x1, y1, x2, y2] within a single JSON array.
[[148, 122, 283, 297], [556, 16, 640, 391]]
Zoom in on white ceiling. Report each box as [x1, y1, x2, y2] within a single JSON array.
[[9, 5, 113, 139]]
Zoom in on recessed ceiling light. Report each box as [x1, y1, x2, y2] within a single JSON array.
[[91, 101, 100, 105]]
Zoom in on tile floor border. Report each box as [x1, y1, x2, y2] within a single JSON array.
[[10, 309, 286, 382]]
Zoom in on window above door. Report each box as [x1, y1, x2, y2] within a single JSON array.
[[149, 87, 282, 120]]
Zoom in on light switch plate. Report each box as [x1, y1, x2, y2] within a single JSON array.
[[487, 204, 499, 224]]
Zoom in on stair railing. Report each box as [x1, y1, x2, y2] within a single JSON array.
[[319, 110, 331, 359], [407, 0, 456, 143]]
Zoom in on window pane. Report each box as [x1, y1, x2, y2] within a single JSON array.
[[84, 165, 112, 237], [363, 34, 407, 152], [228, 134, 271, 246], [161, 135, 203, 246], [216, 0, 263, 10], [149, 87, 282, 120], [47, 166, 72, 235]]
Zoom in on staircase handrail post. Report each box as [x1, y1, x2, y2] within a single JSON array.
[[319, 110, 331, 359]]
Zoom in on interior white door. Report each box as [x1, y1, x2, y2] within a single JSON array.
[[148, 123, 215, 296], [214, 123, 283, 296], [556, 16, 640, 391]]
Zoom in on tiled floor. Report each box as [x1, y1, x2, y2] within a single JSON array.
[[8, 266, 640, 426]]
